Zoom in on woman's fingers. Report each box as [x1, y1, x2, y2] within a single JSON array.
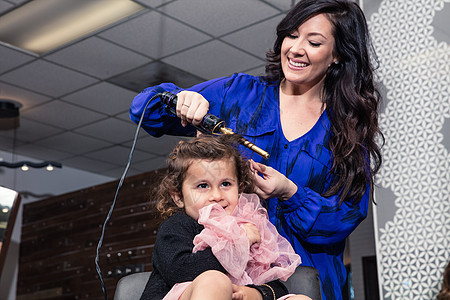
[[251, 171, 271, 200], [249, 159, 297, 201], [192, 101, 209, 126], [175, 91, 209, 127], [250, 159, 267, 174]]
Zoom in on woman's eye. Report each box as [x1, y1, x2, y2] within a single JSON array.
[[287, 34, 298, 39], [197, 183, 208, 189], [309, 41, 321, 47]]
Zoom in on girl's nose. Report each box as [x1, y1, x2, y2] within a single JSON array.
[[209, 188, 223, 202]]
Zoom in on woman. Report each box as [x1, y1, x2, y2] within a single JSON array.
[[130, 1, 383, 299], [438, 261, 450, 300]]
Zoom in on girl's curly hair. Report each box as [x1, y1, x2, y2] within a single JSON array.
[[155, 134, 254, 218]]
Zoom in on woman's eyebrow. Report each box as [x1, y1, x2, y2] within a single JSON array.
[[306, 32, 327, 39]]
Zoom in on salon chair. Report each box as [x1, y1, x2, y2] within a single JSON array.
[[114, 265, 322, 300]]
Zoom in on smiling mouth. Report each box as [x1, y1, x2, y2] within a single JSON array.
[[289, 58, 308, 68]]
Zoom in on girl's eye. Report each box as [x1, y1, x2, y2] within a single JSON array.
[[222, 181, 232, 187], [197, 183, 208, 189], [287, 34, 298, 39], [309, 41, 321, 47]]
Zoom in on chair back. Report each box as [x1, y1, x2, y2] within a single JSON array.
[[114, 266, 322, 299]]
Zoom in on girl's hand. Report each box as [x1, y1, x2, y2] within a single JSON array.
[[242, 223, 261, 245], [250, 160, 298, 201], [232, 284, 263, 300], [175, 91, 209, 127]]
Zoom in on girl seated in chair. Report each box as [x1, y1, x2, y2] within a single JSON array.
[[140, 134, 312, 300]]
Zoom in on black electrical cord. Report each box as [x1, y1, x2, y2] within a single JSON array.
[[94, 93, 159, 300]]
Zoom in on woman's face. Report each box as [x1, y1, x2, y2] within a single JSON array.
[[281, 14, 337, 93], [171, 158, 239, 221]]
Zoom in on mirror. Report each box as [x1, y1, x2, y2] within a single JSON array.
[[0, 186, 20, 276]]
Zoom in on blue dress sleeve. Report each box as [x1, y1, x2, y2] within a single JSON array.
[[129, 76, 235, 137], [129, 83, 194, 137], [278, 182, 369, 245]]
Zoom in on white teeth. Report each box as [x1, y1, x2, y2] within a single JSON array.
[[289, 59, 308, 67]]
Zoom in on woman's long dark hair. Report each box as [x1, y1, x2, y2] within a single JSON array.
[[438, 261, 450, 300], [265, 0, 383, 205]]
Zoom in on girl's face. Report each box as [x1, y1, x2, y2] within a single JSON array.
[[280, 13, 337, 93], [171, 158, 239, 221]]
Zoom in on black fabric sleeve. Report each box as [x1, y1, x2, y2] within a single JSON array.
[[247, 280, 289, 300], [153, 213, 227, 286]]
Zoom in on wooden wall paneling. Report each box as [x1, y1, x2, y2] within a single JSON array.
[[18, 169, 167, 299]]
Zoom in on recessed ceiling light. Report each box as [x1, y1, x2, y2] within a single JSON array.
[[0, 0, 145, 55]]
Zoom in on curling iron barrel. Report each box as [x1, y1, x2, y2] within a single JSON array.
[[159, 92, 269, 159]]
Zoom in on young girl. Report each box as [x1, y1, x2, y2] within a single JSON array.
[[139, 134, 311, 300]]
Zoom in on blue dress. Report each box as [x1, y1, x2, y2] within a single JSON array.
[[130, 73, 369, 300]]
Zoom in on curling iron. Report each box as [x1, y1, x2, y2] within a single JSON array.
[[159, 92, 269, 160]]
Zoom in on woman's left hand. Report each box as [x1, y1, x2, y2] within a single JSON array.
[[250, 160, 298, 201]]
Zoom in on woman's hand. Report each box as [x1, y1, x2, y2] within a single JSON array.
[[175, 91, 210, 127], [250, 160, 298, 201], [232, 284, 263, 300], [242, 223, 261, 246]]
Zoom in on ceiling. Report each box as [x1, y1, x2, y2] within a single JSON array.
[[0, 0, 448, 180], [0, 0, 295, 179]]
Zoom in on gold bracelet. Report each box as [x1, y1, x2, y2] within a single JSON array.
[[262, 284, 276, 300]]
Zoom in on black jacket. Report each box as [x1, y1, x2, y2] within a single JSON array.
[[139, 212, 288, 300]]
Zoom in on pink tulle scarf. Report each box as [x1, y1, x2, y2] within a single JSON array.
[[162, 194, 300, 300], [193, 193, 301, 285]]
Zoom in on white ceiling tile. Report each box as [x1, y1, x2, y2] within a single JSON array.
[[21, 100, 107, 130], [245, 64, 267, 77], [100, 11, 211, 59], [0, 60, 98, 97], [12, 143, 73, 162], [161, 40, 264, 79], [35, 132, 111, 154], [134, 0, 173, 8], [60, 155, 120, 173], [130, 134, 190, 156], [101, 166, 143, 178], [162, 0, 279, 36], [108, 61, 205, 92], [0, 118, 64, 143], [132, 156, 168, 172], [0, 44, 35, 74], [5, 0, 27, 4], [62, 82, 136, 116], [0, 129, 13, 141], [0, 81, 51, 110], [221, 15, 283, 59], [115, 111, 132, 122], [45, 37, 150, 79], [0, 1, 14, 14], [267, 0, 294, 11], [0, 134, 24, 152], [84, 145, 157, 165], [74, 117, 144, 144]]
